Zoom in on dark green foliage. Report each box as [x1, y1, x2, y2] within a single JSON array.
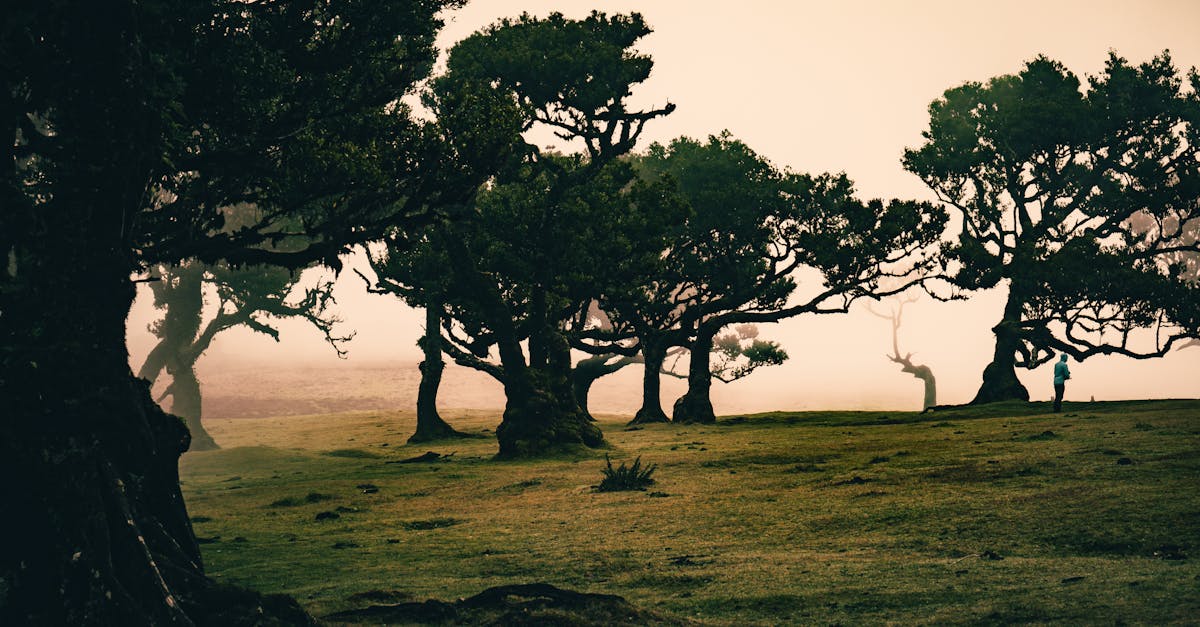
[[711, 324, 789, 383], [616, 133, 946, 423], [904, 52, 1200, 402], [365, 12, 676, 457], [1, 1, 469, 623], [597, 455, 658, 492]]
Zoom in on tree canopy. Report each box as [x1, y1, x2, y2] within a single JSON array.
[[611, 133, 947, 424], [1, 2, 473, 622], [362, 11, 678, 458], [904, 52, 1200, 403]]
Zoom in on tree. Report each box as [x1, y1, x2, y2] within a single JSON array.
[[865, 294, 937, 410], [361, 231, 474, 443], [572, 353, 642, 420], [139, 261, 349, 450], [405, 12, 677, 457], [1129, 207, 1200, 350], [1, 2, 472, 622], [904, 53, 1200, 404], [709, 325, 790, 383], [436, 155, 676, 456], [613, 134, 946, 424], [566, 302, 644, 421]]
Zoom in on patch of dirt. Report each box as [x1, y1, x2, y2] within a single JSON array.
[[324, 582, 690, 625], [399, 518, 463, 531]]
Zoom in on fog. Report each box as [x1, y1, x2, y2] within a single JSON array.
[[126, 0, 1200, 414]]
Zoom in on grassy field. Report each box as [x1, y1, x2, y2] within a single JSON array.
[[179, 400, 1200, 625]]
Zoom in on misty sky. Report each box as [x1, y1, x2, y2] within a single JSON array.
[[126, 1, 1200, 412]]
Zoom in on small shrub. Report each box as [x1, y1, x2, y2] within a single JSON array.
[[597, 455, 657, 492]]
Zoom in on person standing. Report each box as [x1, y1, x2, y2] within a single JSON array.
[[1053, 354, 1071, 412]]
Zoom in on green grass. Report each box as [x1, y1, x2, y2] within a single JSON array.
[[180, 401, 1200, 624]]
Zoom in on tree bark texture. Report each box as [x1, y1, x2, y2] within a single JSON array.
[[571, 366, 599, 421], [496, 331, 602, 458], [971, 285, 1031, 404], [630, 341, 669, 424], [0, 236, 311, 623], [672, 329, 717, 424], [441, 235, 604, 457], [409, 303, 467, 443]]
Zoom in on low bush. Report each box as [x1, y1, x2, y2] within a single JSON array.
[[597, 455, 657, 492]]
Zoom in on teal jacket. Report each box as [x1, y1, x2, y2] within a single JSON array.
[[1053, 360, 1071, 385]]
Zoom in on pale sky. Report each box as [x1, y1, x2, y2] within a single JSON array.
[[127, 1, 1200, 412]]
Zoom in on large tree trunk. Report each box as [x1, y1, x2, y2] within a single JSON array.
[[496, 330, 602, 458], [410, 302, 467, 443], [571, 362, 600, 421], [441, 234, 604, 457], [630, 340, 669, 425], [672, 329, 717, 424], [971, 285, 1030, 404], [0, 236, 311, 623], [572, 353, 639, 421]]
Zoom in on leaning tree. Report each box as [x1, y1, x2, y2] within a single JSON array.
[[612, 134, 947, 424], [139, 260, 349, 450], [904, 52, 1200, 404], [0, 2, 491, 622], [864, 293, 937, 410]]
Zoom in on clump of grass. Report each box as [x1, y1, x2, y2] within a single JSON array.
[[597, 455, 657, 492]]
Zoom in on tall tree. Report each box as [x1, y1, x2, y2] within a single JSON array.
[[405, 12, 677, 457], [434, 155, 676, 456], [1, 2, 474, 622], [361, 231, 474, 443], [139, 261, 349, 450], [613, 134, 946, 424], [904, 53, 1200, 404]]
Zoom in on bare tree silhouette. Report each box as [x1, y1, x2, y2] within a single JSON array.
[[865, 294, 937, 410]]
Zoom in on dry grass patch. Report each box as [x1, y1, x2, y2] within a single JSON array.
[[180, 401, 1200, 624]]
